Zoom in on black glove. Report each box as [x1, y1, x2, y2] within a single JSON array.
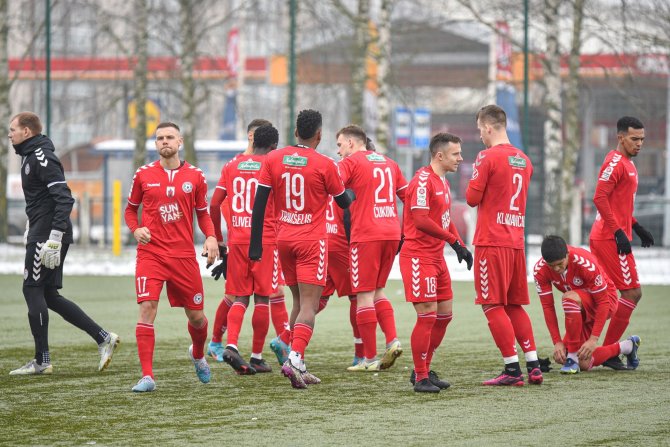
[[614, 229, 632, 255], [249, 244, 263, 261], [632, 222, 654, 248], [206, 244, 228, 280], [538, 357, 552, 373], [449, 240, 473, 270]]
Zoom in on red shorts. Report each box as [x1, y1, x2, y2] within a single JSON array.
[[350, 240, 398, 293], [564, 289, 618, 344], [278, 239, 328, 287], [474, 246, 529, 306], [135, 251, 204, 309], [399, 255, 453, 303], [323, 249, 353, 297], [225, 243, 279, 297], [589, 239, 640, 290]]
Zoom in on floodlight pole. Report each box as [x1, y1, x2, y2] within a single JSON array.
[[523, 0, 529, 150], [45, 0, 51, 136]]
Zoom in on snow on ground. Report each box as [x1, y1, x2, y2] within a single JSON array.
[[1, 243, 668, 285]]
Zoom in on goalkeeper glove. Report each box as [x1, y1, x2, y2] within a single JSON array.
[[632, 222, 654, 248], [39, 229, 63, 269], [614, 229, 632, 255], [538, 357, 552, 373], [449, 240, 473, 270], [207, 244, 228, 280]]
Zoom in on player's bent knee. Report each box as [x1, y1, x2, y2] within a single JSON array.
[[562, 291, 581, 304]]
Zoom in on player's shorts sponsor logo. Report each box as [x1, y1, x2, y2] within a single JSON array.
[[159, 202, 183, 224], [182, 182, 193, 193], [237, 160, 261, 171], [282, 155, 308, 167], [24, 164, 30, 175], [508, 154, 527, 168], [166, 186, 175, 197], [366, 153, 385, 162], [193, 293, 203, 305], [594, 274, 603, 287], [572, 276, 583, 286]]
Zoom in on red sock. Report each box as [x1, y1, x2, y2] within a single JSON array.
[[426, 312, 452, 369], [374, 297, 397, 344], [317, 297, 329, 314], [505, 304, 537, 353], [269, 294, 289, 336], [603, 298, 637, 345], [292, 323, 313, 357], [349, 297, 364, 358], [212, 297, 233, 343], [187, 317, 208, 359], [252, 303, 270, 354], [279, 327, 291, 345], [356, 305, 378, 359], [562, 298, 583, 353], [136, 323, 155, 378], [411, 312, 436, 382], [590, 343, 621, 368], [483, 305, 517, 358], [225, 302, 247, 347]]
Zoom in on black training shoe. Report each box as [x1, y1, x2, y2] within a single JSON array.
[[223, 348, 256, 375], [414, 378, 440, 393], [410, 369, 451, 389], [602, 356, 630, 371], [249, 357, 272, 373]]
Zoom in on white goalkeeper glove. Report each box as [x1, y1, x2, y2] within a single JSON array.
[[39, 229, 63, 269]]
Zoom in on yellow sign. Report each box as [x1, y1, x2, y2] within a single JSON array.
[[128, 99, 161, 137]]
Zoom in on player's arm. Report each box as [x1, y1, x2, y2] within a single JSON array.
[[535, 271, 563, 345], [334, 189, 355, 209], [210, 186, 227, 243], [465, 186, 484, 207], [631, 216, 655, 247], [194, 176, 219, 265], [249, 184, 271, 260], [395, 167, 408, 203], [592, 167, 634, 255], [465, 153, 487, 207]]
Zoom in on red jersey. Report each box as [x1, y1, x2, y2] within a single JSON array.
[[215, 154, 276, 245], [126, 160, 213, 258], [466, 144, 532, 249], [402, 166, 457, 260], [590, 150, 638, 240], [533, 246, 617, 340], [326, 195, 348, 252], [258, 145, 345, 242], [338, 150, 407, 242]]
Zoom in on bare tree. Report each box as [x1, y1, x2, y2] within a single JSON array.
[[132, 0, 149, 170], [374, 0, 395, 151], [179, 0, 198, 164], [0, 0, 9, 242]]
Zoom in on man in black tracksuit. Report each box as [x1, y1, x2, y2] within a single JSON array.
[[8, 112, 119, 375]]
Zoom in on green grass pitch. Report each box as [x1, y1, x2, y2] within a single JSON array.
[[0, 275, 668, 446]]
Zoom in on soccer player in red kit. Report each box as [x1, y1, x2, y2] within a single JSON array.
[[400, 133, 473, 393], [534, 235, 641, 373], [249, 109, 354, 389], [337, 125, 407, 372], [207, 119, 290, 367], [465, 105, 543, 386], [208, 124, 281, 375], [589, 116, 653, 370], [125, 122, 220, 392]]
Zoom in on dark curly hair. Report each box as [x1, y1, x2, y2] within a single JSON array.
[[617, 116, 644, 134], [253, 124, 279, 151], [296, 109, 322, 140], [541, 235, 568, 263]]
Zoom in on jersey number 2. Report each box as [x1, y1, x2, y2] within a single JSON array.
[[509, 173, 523, 211]]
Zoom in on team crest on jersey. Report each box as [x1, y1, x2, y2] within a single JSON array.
[[508, 154, 527, 169], [24, 164, 30, 175], [282, 154, 308, 167], [366, 153, 385, 163], [159, 202, 183, 224], [594, 275, 603, 287], [237, 160, 261, 171], [572, 277, 583, 286], [193, 293, 203, 305], [182, 182, 193, 193], [166, 186, 175, 197]]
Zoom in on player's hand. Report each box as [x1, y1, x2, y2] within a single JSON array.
[[249, 245, 263, 262], [614, 229, 632, 255], [449, 241, 473, 270], [39, 229, 63, 269], [202, 236, 219, 266], [632, 222, 654, 248], [208, 245, 228, 280], [134, 227, 151, 245], [577, 337, 598, 362], [552, 341, 566, 365], [397, 235, 404, 255]]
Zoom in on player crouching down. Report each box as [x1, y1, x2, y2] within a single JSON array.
[[534, 236, 640, 374]]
